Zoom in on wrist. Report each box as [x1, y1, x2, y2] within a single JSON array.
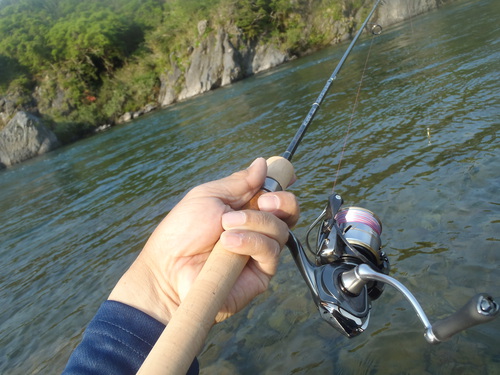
[[108, 258, 178, 325]]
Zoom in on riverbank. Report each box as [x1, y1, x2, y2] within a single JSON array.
[[2, 1, 498, 371], [0, 0, 456, 168]]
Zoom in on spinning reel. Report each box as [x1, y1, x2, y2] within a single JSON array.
[[287, 193, 499, 343]]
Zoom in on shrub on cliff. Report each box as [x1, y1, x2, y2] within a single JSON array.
[[0, 0, 349, 141]]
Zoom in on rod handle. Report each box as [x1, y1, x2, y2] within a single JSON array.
[[137, 156, 294, 375], [431, 293, 499, 342]]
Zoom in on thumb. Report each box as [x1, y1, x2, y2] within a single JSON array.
[[188, 158, 267, 209]]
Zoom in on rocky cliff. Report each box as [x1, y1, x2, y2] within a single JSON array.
[[157, 25, 289, 108], [0, 111, 60, 169], [0, 0, 455, 168], [156, 0, 454, 108], [376, 0, 449, 25]]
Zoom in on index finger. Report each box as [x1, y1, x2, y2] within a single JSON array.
[[257, 191, 300, 228]]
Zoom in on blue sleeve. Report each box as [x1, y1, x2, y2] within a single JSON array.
[[63, 300, 199, 374]]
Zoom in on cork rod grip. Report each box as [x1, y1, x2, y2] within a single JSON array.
[[137, 156, 294, 375]]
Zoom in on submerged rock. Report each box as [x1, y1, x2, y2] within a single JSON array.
[[0, 111, 60, 169]]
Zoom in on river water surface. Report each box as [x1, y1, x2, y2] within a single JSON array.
[[1, 0, 499, 374]]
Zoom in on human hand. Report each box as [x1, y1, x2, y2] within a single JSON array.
[[109, 158, 299, 324]]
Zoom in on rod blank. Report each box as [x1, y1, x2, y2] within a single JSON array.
[[282, 0, 383, 161]]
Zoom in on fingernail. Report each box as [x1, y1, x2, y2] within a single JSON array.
[[222, 211, 247, 227], [221, 232, 243, 248], [247, 157, 263, 170], [258, 194, 280, 211]]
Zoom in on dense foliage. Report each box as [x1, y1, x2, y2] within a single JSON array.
[[0, 0, 349, 142]]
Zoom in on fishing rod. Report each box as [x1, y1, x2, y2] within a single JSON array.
[[138, 1, 498, 373], [279, 0, 499, 343], [282, 0, 383, 162]]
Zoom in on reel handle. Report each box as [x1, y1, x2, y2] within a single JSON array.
[[342, 265, 499, 343], [431, 293, 499, 342]]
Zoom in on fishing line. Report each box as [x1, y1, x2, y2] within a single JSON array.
[[335, 207, 382, 236], [331, 29, 381, 193], [407, 1, 415, 35]]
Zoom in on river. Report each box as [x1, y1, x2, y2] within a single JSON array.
[[1, 0, 498, 373]]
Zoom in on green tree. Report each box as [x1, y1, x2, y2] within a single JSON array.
[[46, 10, 136, 78], [0, 3, 52, 70], [0, 55, 29, 92]]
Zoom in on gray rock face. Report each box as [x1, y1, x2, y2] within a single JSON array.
[[376, 0, 445, 25], [160, 27, 288, 106], [117, 111, 133, 124], [0, 97, 17, 127], [251, 44, 288, 75], [179, 29, 226, 101], [158, 0, 450, 108], [0, 111, 60, 169], [221, 33, 244, 86], [197, 19, 209, 36], [158, 55, 183, 107]]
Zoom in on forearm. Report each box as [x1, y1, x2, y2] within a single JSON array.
[[63, 301, 199, 374]]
